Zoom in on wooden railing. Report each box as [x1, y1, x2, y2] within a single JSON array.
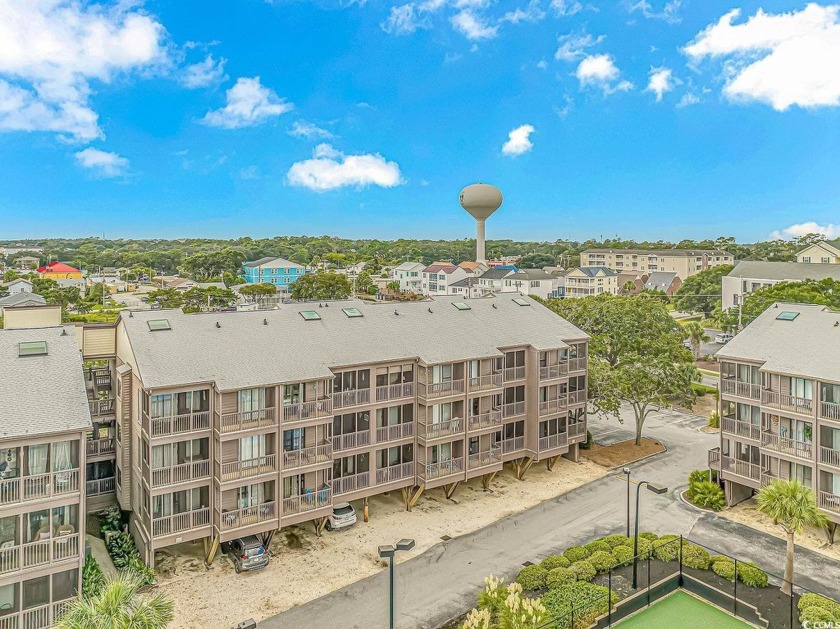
[[282, 444, 332, 469], [332, 430, 371, 452], [87, 437, 116, 457], [331, 473, 371, 496], [89, 397, 116, 416], [819, 491, 840, 514], [820, 401, 840, 422], [720, 380, 762, 400], [282, 489, 332, 516], [0, 597, 76, 629], [708, 447, 721, 470], [468, 410, 503, 430], [376, 462, 414, 485], [219, 501, 277, 531], [761, 391, 814, 416], [721, 455, 761, 481], [151, 459, 210, 488], [332, 389, 371, 409], [282, 399, 333, 423], [153, 507, 211, 537], [421, 458, 464, 481], [467, 374, 502, 391], [218, 408, 275, 434], [503, 366, 525, 382], [538, 397, 568, 417], [760, 472, 777, 488], [760, 432, 813, 459], [419, 380, 465, 399], [502, 402, 525, 418], [146, 410, 211, 438], [0, 470, 80, 506], [419, 418, 463, 440], [568, 358, 587, 372], [0, 534, 80, 576], [499, 437, 525, 454], [375, 423, 414, 442], [467, 448, 501, 470], [375, 382, 414, 402], [86, 477, 116, 496], [721, 418, 761, 441], [539, 432, 569, 452], [539, 364, 569, 380], [820, 446, 840, 468], [219, 455, 277, 482]]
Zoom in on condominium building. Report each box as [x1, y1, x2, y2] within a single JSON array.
[[708, 303, 840, 536], [580, 249, 733, 280], [241, 257, 308, 291], [0, 327, 92, 628], [721, 261, 840, 310], [563, 267, 618, 298]]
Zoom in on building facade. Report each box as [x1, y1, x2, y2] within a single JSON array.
[[580, 249, 733, 280], [796, 241, 840, 264], [709, 304, 840, 538], [420, 264, 470, 295], [391, 262, 425, 293], [35, 263, 82, 281], [242, 258, 308, 291], [721, 261, 840, 310], [563, 267, 618, 298]]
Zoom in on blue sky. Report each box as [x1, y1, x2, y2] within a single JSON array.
[[1, 0, 839, 242]]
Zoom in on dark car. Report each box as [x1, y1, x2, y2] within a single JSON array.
[[226, 535, 269, 573]]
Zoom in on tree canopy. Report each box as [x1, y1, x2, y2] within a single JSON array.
[[718, 278, 840, 330], [672, 264, 734, 318], [290, 271, 351, 300]]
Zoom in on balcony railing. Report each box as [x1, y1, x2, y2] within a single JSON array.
[[375, 423, 414, 442], [282, 489, 332, 516], [502, 402, 525, 418], [721, 455, 761, 481], [87, 437, 116, 457], [0, 470, 80, 506], [151, 459, 210, 488], [420, 380, 465, 399], [820, 446, 840, 469], [152, 507, 211, 537], [468, 410, 503, 430], [721, 418, 761, 441], [86, 477, 116, 496], [708, 447, 721, 470], [760, 432, 813, 460], [568, 357, 587, 372], [220, 455, 277, 482], [720, 380, 761, 400], [331, 472, 371, 496], [89, 397, 116, 416], [821, 401, 840, 422], [760, 472, 778, 488], [332, 430, 371, 452], [761, 391, 814, 416], [282, 444, 332, 469], [819, 490, 840, 514], [0, 534, 80, 576], [0, 597, 76, 629], [568, 422, 587, 439], [218, 408, 276, 434], [219, 501, 277, 531], [467, 447, 502, 470], [538, 397, 568, 417], [503, 367, 525, 382], [539, 364, 569, 380], [499, 437, 525, 454], [421, 457, 464, 481], [467, 374, 502, 391], [375, 382, 414, 402], [568, 390, 587, 405], [282, 399, 333, 423], [332, 389, 371, 409], [419, 418, 463, 440], [539, 432, 569, 452], [376, 462, 414, 485]]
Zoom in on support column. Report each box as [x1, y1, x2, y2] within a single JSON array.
[[546, 455, 560, 471], [363, 497, 369, 523], [514, 457, 534, 480], [205, 535, 220, 566], [314, 516, 329, 537], [561, 443, 579, 463], [444, 482, 460, 500], [407, 485, 425, 511], [481, 471, 497, 490], [825, 522, 838, 545]]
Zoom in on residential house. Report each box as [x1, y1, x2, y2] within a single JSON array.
[[0, 292, 47, 316], [795, 240, 840, 264], [580, 249, 734, 280], [12, 258, 40, 272], [721, 262, 840, 310], [391, 262, 425, 293], [617, 272, 645, 296], [242, 258, 308, 292], [2, 279, 33, 295], [563, 267, 619, 298], [166, 278, 199, 292], [643, 272, 682, 297], [421, 264, 470, 296], [35, 263, 82, 281], [475, 268, 516, 295], [504, 269, 556, 299], [458, 261, 489, 275]]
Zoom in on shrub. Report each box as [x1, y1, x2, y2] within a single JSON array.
[[680, 544, 711, 570], [516, 564, 548, 591], [603, 534, 631, 549], [547, 568, 577, 590], [637, 532, 659, 543], [799, 606, 836, 626], [563, 546, 590, 563], [106, 531, 137, 569], [798, 593, 840, 617], [540, 555, 571, 571], [633, 538, 653, 560], [588, 551, 616, 574], [541, 581, 617, 627], [127, 555, 156, 586], [690, 481, 726, 511], [100, 506, 124, 535], [569, 560, 597, 583], [580, 431, 593, 450], [82, 558, 105, 598], [612, 545, 634, 567], [709, 555, 731, 566], [652, 536, 680, 562], [584, 540, 611, 555], [708, 411, 720, 428], [737, 562, 768, 588], [477, 574, 508, 618], [712, 559, 736, 581]]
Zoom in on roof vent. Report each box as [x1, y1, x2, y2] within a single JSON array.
[[263, 319, 268, 325], [492, 304, 497, 309], [215, 322, 221, 328], [60, 329, 68, 336], [428, 308, 433, 313], [394, 310, 399, 316]]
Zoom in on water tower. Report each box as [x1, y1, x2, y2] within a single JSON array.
[[459, 183, 503, 263]]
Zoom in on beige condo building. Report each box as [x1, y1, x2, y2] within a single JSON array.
[[580, 248, 733, 280]]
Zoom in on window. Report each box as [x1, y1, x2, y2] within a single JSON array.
[[283, 429, 302, 452], [299, 310, 321, 321], [452, 302, 471, 311], [822, 257, 831, 264], [775, 311, 800, 321], [342, 307, 363, 318], [376, 444, 413, 468], [803, 257, 811, 263], [333, 411, 370, 435], [147, 319, 171, 332], [789, 377, 813, 400], [238, 388, 266, 412], [18, 341, 47, 357]]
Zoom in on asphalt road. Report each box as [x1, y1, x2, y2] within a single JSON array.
[[262, 409, 840, 629]]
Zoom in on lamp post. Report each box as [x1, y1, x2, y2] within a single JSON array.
[[622, 467, 631, 538], [632, 481, 668, 589], [378, 538, 415, 629]]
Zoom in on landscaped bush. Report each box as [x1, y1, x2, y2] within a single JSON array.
[[799, 606, 836, 626], [633, 538, 652, 560], [106, 531, 137, 569], [798, 593, 840, 617], [82, 557, 105, 598], [652, 535, 680, 562], [584, 540, 611, 555], [547, 568, 577, 590], [128, 555, 156, 586], [516, 564, 548, 590], [588, 551, 616, 574], [569, 560, 597, 583], [689, 481, 726, 511], [612, 545, 634, 567], [680, 544, 711, 570], [476, 574, 509, 620], [712, 559, 736, 581], [99, 505, 124, 536], [709, 555, 731, 566], [602, 534, 631, 549], [541, 581, 617, 629], [736, 562, 768, 588], [563, 546, 590, 563], [540, 554, 571, 571], [580, 431, 593, 450], [637, 532, 659, 543], [708, 411, 720, 428]]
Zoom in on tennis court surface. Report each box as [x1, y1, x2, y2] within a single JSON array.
[[616, 590, 753, 628]]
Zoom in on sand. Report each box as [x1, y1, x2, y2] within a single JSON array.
[[154, 458, 607, 628]]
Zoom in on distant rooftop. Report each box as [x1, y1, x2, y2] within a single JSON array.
[[727, 261, 840, 282], [582, 248, 731, 257]]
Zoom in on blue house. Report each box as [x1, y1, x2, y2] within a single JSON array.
[[242, 257, 308, 291]]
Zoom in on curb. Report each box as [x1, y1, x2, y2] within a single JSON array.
[[591, 440, 668, 472]]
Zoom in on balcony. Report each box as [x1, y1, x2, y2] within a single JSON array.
[[219, 455, 277, 482], [468, 410, 503, 431], [332, 389, 371, 410], [375, 423, 414, 442], [282, 444, 332, 469], [760, 472, 777, 488], [0, 470, 80, 506], [467, 374, 502, 392], [720, 455, 761, 482], [708, 447, 721, 470], [419, 418, 463, 440], [89, 397, 116, 416], [720, 380, 761, 400], [539, 397, 568, 417], [282, 399, 333, 423], [467, 447, 501, 470], [539, 364, 569, 381], [721, 418, 761, 441], [503, 367, 525, 383], [420, 457, 464, 481], [761, 391, 814, 416], [332, 430, 371, 452], [502, 402, 525, 419], [376, 462, 414, 485], [499, 437, 525, 454], [218, 408, 276, 435], [86, 477, 116, 496], [420, 380, 466, 400], [375, 382, 414, 402], [568, 422, 587, 440], [819, 491, 840, 515], [152, 507, 211, 537], [821, 401, 840, 422], [0, 534, 80, 576], [151, 460, 211, 488], [568, 390, 587, 405], [568, 358, 587, 373], [760, 432, 813, 460], [87, 437, 116, 457], [331, 472, 371, 496], [539, 432, 569, 453], [0, 597, 75, 629], [820, 446, 840, 469], [219, 501, 277, 531], [282, 489, 332, 517], [145, 411, 211, 438]]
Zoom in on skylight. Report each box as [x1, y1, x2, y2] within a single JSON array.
[[147, 319, 171, 331], [776, 311, 800, 321], [452, 302, 471, 311], [18, 341, 47, 357], [342, 307, 363, 318], [512, 298, 530, 306], [299, 310, 321, 321]]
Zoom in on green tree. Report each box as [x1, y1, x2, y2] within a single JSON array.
[[57, 572, 174, 629], [683, 321, 709, 359], [354, 271, 377, 295], [520, 253, 555, 268], [757, 479, 827, 595], [291, 272, 351, 300], [719, 278, 840, 330], [672, 265, 734, 318], [545, 294, 697, 445], [386, 281, 401, 292], [147, 288, 185, 309], [240, 283, 277, 302], [3, 270, 22, 282]]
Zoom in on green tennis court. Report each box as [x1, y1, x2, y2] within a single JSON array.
[[616, 591, 753, 628]]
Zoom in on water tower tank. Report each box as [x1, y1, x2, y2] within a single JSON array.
[[460, 183, 503, 263]]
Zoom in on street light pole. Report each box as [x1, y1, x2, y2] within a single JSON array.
[[632, 481, 668, 589], [378, 538, 415, 629], [623, 467, 631, 538]]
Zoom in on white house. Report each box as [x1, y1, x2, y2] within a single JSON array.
[[2, 278, 33, 295], [503, 269, 556, 299], [421, 263, 470, 295], [721, 261, 840, 310], [564, 267, 618, 298], [391, 261, 425, 293], [795, 240, 840, 264]]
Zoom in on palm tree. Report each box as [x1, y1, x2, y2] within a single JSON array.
[[756, 479, 827, 595], [57, 573, 174, 629], [683, 321, 709, 359]]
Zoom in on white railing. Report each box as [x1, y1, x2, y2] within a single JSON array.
[[13, 534, 81, 572], [282, 489, 332, 516], [760, 432, 812, 459], [761, 391, 814, 416], [151, 459, 211, 487], [375, 423, 414, 442], [568, 390, 587, 405], [502, 402, 525, 418], [282, 444, 332, 469], [538, 397, 568, 416], [503, 366, 525, 382], [376, 462, 414, 484], [721, 380, 762, 400], [148, 411, 211, 437], [721, 418, 761, 441], [4, 598, 75, 629], [89, 397, 116, 416], [86, 437, 116, 457], [421, 458, 464, 481], [468, 410, 503, 430], [0, 470, 80, 506], [219, 502, 277, 531], [220, 455, 277, 482], [467, 448, 501, 470], [539, 364, 569, 380], [332, 430, 371, 451], [820, 446, 840, 468], [420, 418, 463, 440], [282, 399, 333, 422], [820, 401, 840, 422], [420, 380, 465, 399], [86, 477, 116, 496], [331, 473, 371, 496], [539, 433, 569, 452], [467, 374, 502, 391], [375, 382, 414, 402], [819, 491, 840, 514], [721, 455, 761, 481], [218, 408, 275, 434], [153, 507, 211, 537], [708, 447, 721, 469], [332, 389, 371, 409]]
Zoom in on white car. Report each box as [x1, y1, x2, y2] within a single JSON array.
[[714, 333, 734, 344], [325, 503, 357, 531]]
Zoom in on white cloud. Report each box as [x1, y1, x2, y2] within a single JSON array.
[[0, 1, 168, 141], [501, 1, 545, 24], [501, 124, 535, 156], [551, 0, 583, 17], [451, 9, 498, 40], [201, 77, 292, 129], [684, 5, 840, 111], [288, 120, 335, 140], [286, 144, 404, 191], [676, 92, 700, 108], [629, 0, 682, 24], [74, 147, 129, 177], [181, 54, 227, 89], [380, 0, 449, 34], [575, 54, 633, 93], [770, 222, 840, 240], [646, 67, 675, 102], [553, 95, 574, 117], [555, 32, 604, 62]]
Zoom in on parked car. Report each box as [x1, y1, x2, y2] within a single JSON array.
[[325, 503, 357, 531], [226, 535, 269, 573], [683, 340, 693, 349], [714, 333, 734, 344]]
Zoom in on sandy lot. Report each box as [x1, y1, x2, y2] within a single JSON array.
[[155, 458, 607, 628]]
